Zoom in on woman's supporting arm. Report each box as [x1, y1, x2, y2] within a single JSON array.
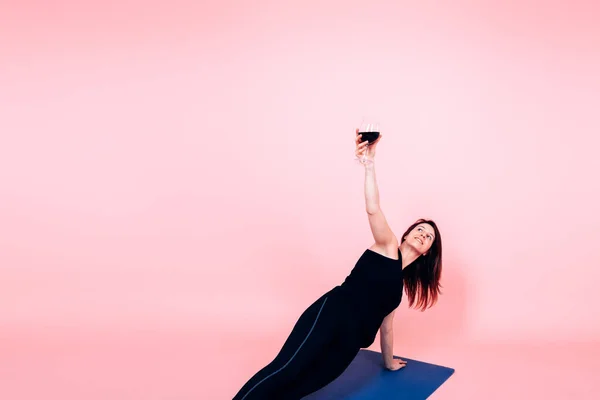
[[379, 309, 395, 368]]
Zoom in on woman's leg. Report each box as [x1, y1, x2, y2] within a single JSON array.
[[282, 330, 362, 399], [232, 293, 340, 400]]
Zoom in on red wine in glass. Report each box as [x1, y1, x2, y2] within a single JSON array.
[[355, 120, 380, 164], [358, 131, 380, 144]]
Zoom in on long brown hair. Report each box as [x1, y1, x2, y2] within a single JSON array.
[[400, 219, 443, 311]]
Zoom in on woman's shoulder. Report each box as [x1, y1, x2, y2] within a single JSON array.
[[367, 240, 400, 261]]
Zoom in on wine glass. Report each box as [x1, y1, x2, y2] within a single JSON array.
[[355, 119, 380, 165]]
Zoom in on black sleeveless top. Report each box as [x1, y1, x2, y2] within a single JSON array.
[[333, 248, 404, 348]]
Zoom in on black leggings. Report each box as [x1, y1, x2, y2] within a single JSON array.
[[232, 292, 362, 399]]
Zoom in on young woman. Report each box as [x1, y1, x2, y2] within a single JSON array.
[[232, 129, 443, 399]]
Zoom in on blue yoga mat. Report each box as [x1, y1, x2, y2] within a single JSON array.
[[305, 349, 455, 399]]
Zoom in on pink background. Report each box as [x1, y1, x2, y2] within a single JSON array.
[[1, 1, 599, 399]]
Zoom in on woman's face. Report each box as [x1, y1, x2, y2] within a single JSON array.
[[405, 223, 436, 255]]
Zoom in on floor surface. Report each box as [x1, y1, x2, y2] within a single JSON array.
[[1, 329, 599, 399]]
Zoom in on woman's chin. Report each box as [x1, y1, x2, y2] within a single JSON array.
[[407, 242, 421, 252]]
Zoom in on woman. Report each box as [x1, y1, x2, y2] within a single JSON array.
[[232, 129, 443, 400]]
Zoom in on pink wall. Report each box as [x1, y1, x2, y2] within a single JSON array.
[[1, 0, 599, 348]]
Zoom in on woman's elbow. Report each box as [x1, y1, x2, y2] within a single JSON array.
[[379, 323, 393, 334]]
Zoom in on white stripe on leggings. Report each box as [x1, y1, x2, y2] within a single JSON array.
[[240, 297, 329, 400]]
